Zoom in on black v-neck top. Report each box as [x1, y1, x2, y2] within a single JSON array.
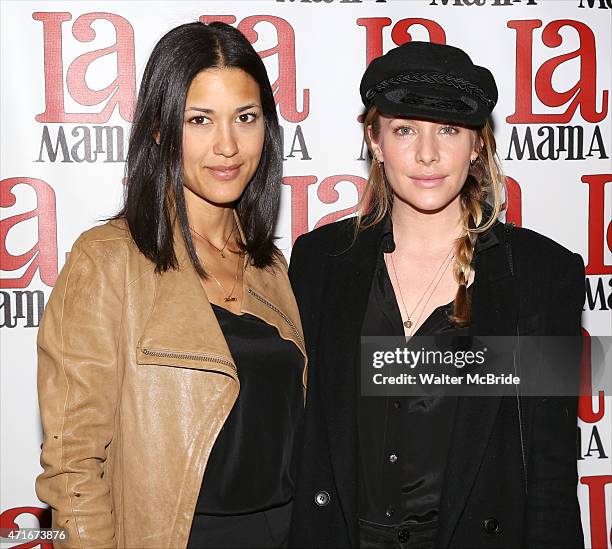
[[359, 221, 472, 533], [193, 304, 304, 516]]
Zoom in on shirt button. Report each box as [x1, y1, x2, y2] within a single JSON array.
[[482, 517, 500, 533], [389, 454, 398, 463], [314, 491, 330, 506], [385, 506, 395, 518], [397, 527, 410, 543]]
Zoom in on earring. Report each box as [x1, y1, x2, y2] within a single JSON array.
[[376, 158, 383, 167], [470, 157, 477, 166]]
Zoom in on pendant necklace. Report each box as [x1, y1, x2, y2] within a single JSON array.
[[198, 252, 242, 303], [387, 246, 455, 333], [191, 224, 235, 259]]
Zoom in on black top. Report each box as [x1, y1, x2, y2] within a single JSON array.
[[194, 304, 304, 515], [359, 219, 469, 533]]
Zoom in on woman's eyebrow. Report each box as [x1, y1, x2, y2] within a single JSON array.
[[185, 103, 262, 114]]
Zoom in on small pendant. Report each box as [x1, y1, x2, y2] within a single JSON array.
[[220, 252, 226, 259], [404, 319, 412, 328], [224, 296, 237, 302]]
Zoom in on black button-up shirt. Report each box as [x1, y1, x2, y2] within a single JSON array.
[[359, 215, 473, 535]]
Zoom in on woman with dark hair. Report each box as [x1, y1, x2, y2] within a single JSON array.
[[289, 42, 584, 548], [36, 21, 305, 549]]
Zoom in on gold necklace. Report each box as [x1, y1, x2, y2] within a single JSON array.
[[190, 224, 235, 259], [387, 246, 455, 333], [199, 253, 242, 303], [405, 254, 455, 336]]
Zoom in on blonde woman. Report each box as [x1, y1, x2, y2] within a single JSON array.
[[288, 42, 584, 548]]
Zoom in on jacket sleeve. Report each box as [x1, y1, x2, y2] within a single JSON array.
[[526, 251, 585, 548], [36, 238, 124, 549], [288, 234, 322, 340]]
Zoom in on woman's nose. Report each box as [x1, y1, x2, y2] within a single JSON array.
[[415, 133, 439, 165], [213, 124, 238, 158]]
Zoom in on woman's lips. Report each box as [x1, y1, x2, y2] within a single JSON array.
[[207, 164, 242, 180], [410, 175, 446, 188]]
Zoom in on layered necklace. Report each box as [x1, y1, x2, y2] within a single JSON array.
[[386, 246, 455, 336], [191, 225, 242, 303]]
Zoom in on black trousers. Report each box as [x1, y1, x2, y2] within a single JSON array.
[[187, 501, 292, 549]]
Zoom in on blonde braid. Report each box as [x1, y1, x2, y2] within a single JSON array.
[[449, 181, 483, 326], [448, 121, 504, 326]]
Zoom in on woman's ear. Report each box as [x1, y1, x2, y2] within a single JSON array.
[[471, 135, 483, 163], [367, 125, 383, 163], [153, 128, 160, 146]]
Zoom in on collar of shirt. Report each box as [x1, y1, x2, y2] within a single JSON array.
[[377, 209, 500, 257]]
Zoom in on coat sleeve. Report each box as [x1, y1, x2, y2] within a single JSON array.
[[35, 237, 124, 549], [526, 251, 585, 548]]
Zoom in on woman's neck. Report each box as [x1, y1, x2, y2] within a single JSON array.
[[391, 199, 464, 255], [184, 186, 235, 242]]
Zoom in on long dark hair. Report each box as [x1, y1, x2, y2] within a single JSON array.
[[115, 21, 282, 273]]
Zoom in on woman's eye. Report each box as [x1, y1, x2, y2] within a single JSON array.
[[237, 112, 257, 123], [440, 126, 458, 134], [189, 116, 210, 125], [394, 126, 414, 136]]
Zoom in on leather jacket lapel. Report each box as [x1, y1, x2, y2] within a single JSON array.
[[136, 231, 238, 378]]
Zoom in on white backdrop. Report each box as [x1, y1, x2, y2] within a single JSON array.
[[1, 1, 610, 547]]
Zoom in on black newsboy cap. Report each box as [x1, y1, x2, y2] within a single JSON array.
[[360, 41, 498, 126]]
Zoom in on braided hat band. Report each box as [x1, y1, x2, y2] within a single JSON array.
[[364, 71, 496, 109]]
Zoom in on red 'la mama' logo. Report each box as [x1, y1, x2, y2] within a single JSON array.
[[33, 12, 309, 125], [32, 13, 311, 163]]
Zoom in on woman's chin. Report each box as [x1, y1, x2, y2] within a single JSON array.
[[394, 193, 460, 215]]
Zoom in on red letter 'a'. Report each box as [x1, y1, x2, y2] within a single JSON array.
[[0, 177, 58, 288], [0, 506, 52, 549], [357, 18, 445, 67], [314, 175, 367, 229], [199, 15, 310, 123], [238, 16, 310, 123]]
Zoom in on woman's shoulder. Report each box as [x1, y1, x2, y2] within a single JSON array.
[[74, 218, 131, 247], [68, 219, 154, 278], [291, 217, 359, 259], [294, 217, 357, 249], [505, 223, 583, 270]]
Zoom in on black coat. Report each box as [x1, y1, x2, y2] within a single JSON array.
[[288, 217, 585, 549]]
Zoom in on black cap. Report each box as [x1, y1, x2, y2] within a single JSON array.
[[360, 41, 498, 126]]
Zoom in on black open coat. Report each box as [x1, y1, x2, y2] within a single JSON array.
[[288, 217, 585, 548]]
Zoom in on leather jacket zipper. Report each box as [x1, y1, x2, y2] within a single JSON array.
[[141, 348, 237, 374], [246, 287, 304, 347]]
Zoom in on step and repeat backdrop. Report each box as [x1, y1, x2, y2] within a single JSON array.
[[1, 0, 610, 547]]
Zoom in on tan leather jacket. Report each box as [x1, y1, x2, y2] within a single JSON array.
[[36, 218, 306, 549]]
